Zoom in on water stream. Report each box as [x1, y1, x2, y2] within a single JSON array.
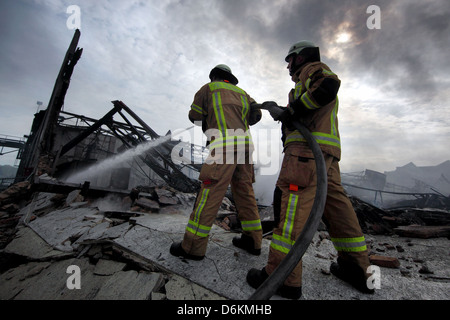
[[64, 135, 172, 185]]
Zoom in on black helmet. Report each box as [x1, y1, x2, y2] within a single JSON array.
[[209, 64, 238, 85]]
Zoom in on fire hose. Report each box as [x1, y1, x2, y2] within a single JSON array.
[[248, 104, 328, 300]]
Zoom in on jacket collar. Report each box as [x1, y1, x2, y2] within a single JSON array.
[[291, 69, 302, 83]]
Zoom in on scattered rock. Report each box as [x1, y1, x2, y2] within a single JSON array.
[[319, 231, 330, 241], [400, 267, 412, 277], [65, 190, 84, 206], [134, 198, 160, 211], [154, 188, 179, 205], [220, 196, 235, 211], [0, 181, 31, 206], [419, 262, 434, 275], [369, 255, 400, 268], [1, 183, 449, 301], [321, 268, 331, 275]]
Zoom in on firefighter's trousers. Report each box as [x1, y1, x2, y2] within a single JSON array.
[[265, 146, 371, 287], [182, 151, 262, 257]]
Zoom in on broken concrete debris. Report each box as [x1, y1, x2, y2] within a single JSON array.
[[154, 187, 179, 205], [0, 181, 241, 300], [133, 197, 160, 212], [1, 178, 449, 300], [349, 195, 450, 238]]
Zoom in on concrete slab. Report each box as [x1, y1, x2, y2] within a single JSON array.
[[28, 207, 100, 252], [94, 259, 126, 276], [0, 256, 165, 300], [73, 221, 112, 248], [113, 215, 450, 300], [4, 227, 74, 261], [28, 192, 58, 213], [12, 196, 449, 301], [5, 257, 96, 300], [113, 215, 270, 300], [94, 270, 164, 300], [16, 192, 57, 224], [165, 273, 226, 300], [0, 261, 52, 299]]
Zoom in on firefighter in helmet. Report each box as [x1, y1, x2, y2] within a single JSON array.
[[170, 64, 263, 260], [246, 41, 375, 299]]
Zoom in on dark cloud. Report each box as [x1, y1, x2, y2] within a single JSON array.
[[0, 1, 69, 96], [217, 0, 449, 101], [350, 1, 449, 96]]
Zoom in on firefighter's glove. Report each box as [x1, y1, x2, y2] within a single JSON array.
[[263, 101, 289, 123], [288, 98, 312, 118]]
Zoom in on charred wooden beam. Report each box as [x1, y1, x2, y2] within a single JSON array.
[[59, 103, 122, 156], [117, 110, 147, 142], [112, 100, 160, 140], [16, 30, 83, 182], [32, 176, 129, 198]]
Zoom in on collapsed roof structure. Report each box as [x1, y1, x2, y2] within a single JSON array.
[[13, 29, 203, 195]]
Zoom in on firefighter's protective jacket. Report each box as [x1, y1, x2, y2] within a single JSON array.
[[283, 61, 341, 160], [182, 80, 263, 257], [265, 61, 371, 288], [188, 81, 262, 152]]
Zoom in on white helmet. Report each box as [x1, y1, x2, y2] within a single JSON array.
[[285, 40, 316, 62]]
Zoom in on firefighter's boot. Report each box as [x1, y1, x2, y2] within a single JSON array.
[[170, 242, 204, 261], [246, 268, 302, 300], [246, 267, 268, 289], [232, 234, 261, 255], [330, 257, 374, 294]]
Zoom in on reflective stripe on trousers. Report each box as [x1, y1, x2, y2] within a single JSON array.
[[331, 236, 367, 252], [270, 193, 298, 254], [186, 220, 212, 238], [241, 219, 262, 232], [186, 188, 211, 237]]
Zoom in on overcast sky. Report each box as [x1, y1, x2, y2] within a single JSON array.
[[1, 0, 449, 179]]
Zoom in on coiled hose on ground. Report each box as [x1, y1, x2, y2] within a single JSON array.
[[248, 106, 328, 300]]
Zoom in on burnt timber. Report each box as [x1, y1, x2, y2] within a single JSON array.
[[12, 30, 202, 194]]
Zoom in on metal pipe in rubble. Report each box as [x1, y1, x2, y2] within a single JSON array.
[[248, 104, 328, 300]]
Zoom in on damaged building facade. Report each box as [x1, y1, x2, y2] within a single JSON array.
[[12, 30, 203, 196]]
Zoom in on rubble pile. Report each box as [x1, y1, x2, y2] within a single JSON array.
[[349, 196, 450, 239], [0, 181, 32, 251], [0, 179, 449, 300], [0, 182, 227, 300]]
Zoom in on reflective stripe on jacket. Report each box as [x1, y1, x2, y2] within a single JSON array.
[[284, 62, 341, 160], [188, 81, 261, 151]]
